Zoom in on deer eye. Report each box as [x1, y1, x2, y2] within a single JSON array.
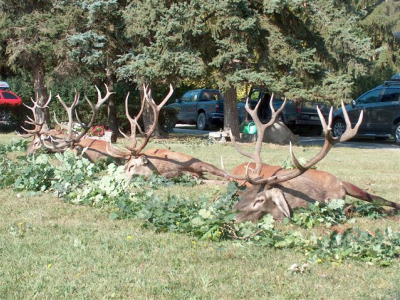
[[253, 198, 264, 207]]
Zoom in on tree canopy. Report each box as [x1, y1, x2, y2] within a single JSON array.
[[1, 0, 399, 133]]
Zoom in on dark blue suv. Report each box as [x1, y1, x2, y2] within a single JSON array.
[[332, 74, 400, 145]]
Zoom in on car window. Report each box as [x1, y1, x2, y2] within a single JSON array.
[[200, 91, 212, 101], [200, 91, 218, 101], [381, 88, 400, 102], [181, 91, 193, 102], [1, 92, 19, 99], [357, 89, 381, 104]]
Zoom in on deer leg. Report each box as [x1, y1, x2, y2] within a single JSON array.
[[342, 181, 400, 210]]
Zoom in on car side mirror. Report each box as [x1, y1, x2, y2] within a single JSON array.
[[351, 100, 356, 108], [175, 98, 181, 103]]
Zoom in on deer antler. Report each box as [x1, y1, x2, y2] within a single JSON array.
[[244, 100, 363, 186], [20, 94, 52, 136], [107, 84, 174, 158], [221, 94, 287, 180], [47, 84, 113, 151]]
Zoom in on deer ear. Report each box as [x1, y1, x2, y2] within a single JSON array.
[[270, 188, 291, 218]]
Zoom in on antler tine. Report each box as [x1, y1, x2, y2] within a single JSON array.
[[54, 92, 80, 142], [228, 128, 255, 161], [106, 141, 132, 158], [107, 84, 174, 159], [109, 86, 148, 158], [246, 100, 363, 187], [338, 100, 363, 142], [71, 85, 114, 142], [21, 93, 52, 136], [220, 156, 257, 182], [233, 93, 287, 174], [156, 84, 174, 110], [94, 84, 114, 110], [128, 87, 148, 150], [54, 84, 113, 145], [132, 84, 174, 155]]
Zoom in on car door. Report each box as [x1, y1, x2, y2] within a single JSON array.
[[352, 88, 383, 134], [178, 90, 198, 123], [373, 87, 400, 133]]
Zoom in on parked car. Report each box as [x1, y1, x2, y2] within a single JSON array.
[[0, 81, 23, 126], [0, 81, 22, 106], [246, 87, 330, 136], [168, 89, 245, 130], [0, 89, 23, 106], [332, 74, 400, 145]]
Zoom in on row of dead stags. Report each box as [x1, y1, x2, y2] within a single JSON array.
[[22, 84, 399, 222]]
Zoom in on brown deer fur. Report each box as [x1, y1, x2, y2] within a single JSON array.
[[125, 148, 230, 179], [231, 162, 399, 222]]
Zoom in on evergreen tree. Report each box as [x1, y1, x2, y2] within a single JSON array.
[[118, 0, 205, 135], [0, 0, 73, 126], [354, 0, 400, 95], [65, 0, 129, 141]]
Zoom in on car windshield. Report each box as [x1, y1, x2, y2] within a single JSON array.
[[357, 89, 381, 104]]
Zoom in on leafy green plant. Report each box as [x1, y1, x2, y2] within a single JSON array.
[[288, 199, 348, 228], [13, 154, 55, 192], [0, 156, 19, 188], [2, 138, 29, 152], [311, 227, 400, 266], [51, 151, 103, 198], [353, 202, 388, 219], [110, 182, 239, 241]]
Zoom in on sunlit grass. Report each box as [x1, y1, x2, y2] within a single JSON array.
[[0, 132, 399, 299]]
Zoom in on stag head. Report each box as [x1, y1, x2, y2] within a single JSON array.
[[223, 95, 363, 222], [234, 185, 291, 222], [124, 155, 159, 178]]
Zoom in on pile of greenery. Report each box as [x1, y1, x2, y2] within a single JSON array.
[[1, 139, 399, 266]]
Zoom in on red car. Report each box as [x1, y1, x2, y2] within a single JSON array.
[[0, 83, 23, 106]]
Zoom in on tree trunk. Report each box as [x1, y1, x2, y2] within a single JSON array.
[[33, 61, 50, 130], [106, 70, 118, 143], [223, 84, 240, 138]]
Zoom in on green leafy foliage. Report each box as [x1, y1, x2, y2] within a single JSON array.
[[1, 143, 399, 266], [51, 151, 103, 199], [311, 227, 400, 266], [353, 202, 388, 219], [13, 154, 55, 192], [288, 199, 348, 228]]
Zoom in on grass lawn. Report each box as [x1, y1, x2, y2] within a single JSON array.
[[0, 132, 399, 299]]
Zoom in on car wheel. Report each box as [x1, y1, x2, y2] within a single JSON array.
[[394, 123, 400, 145], [196, 112, 208, 130], [332, 118, 346, 137]]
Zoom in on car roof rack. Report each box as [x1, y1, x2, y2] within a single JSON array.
[[0, 81, 10, 90], [383, 80, 400, 86], [390, 73, 400, 80]]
